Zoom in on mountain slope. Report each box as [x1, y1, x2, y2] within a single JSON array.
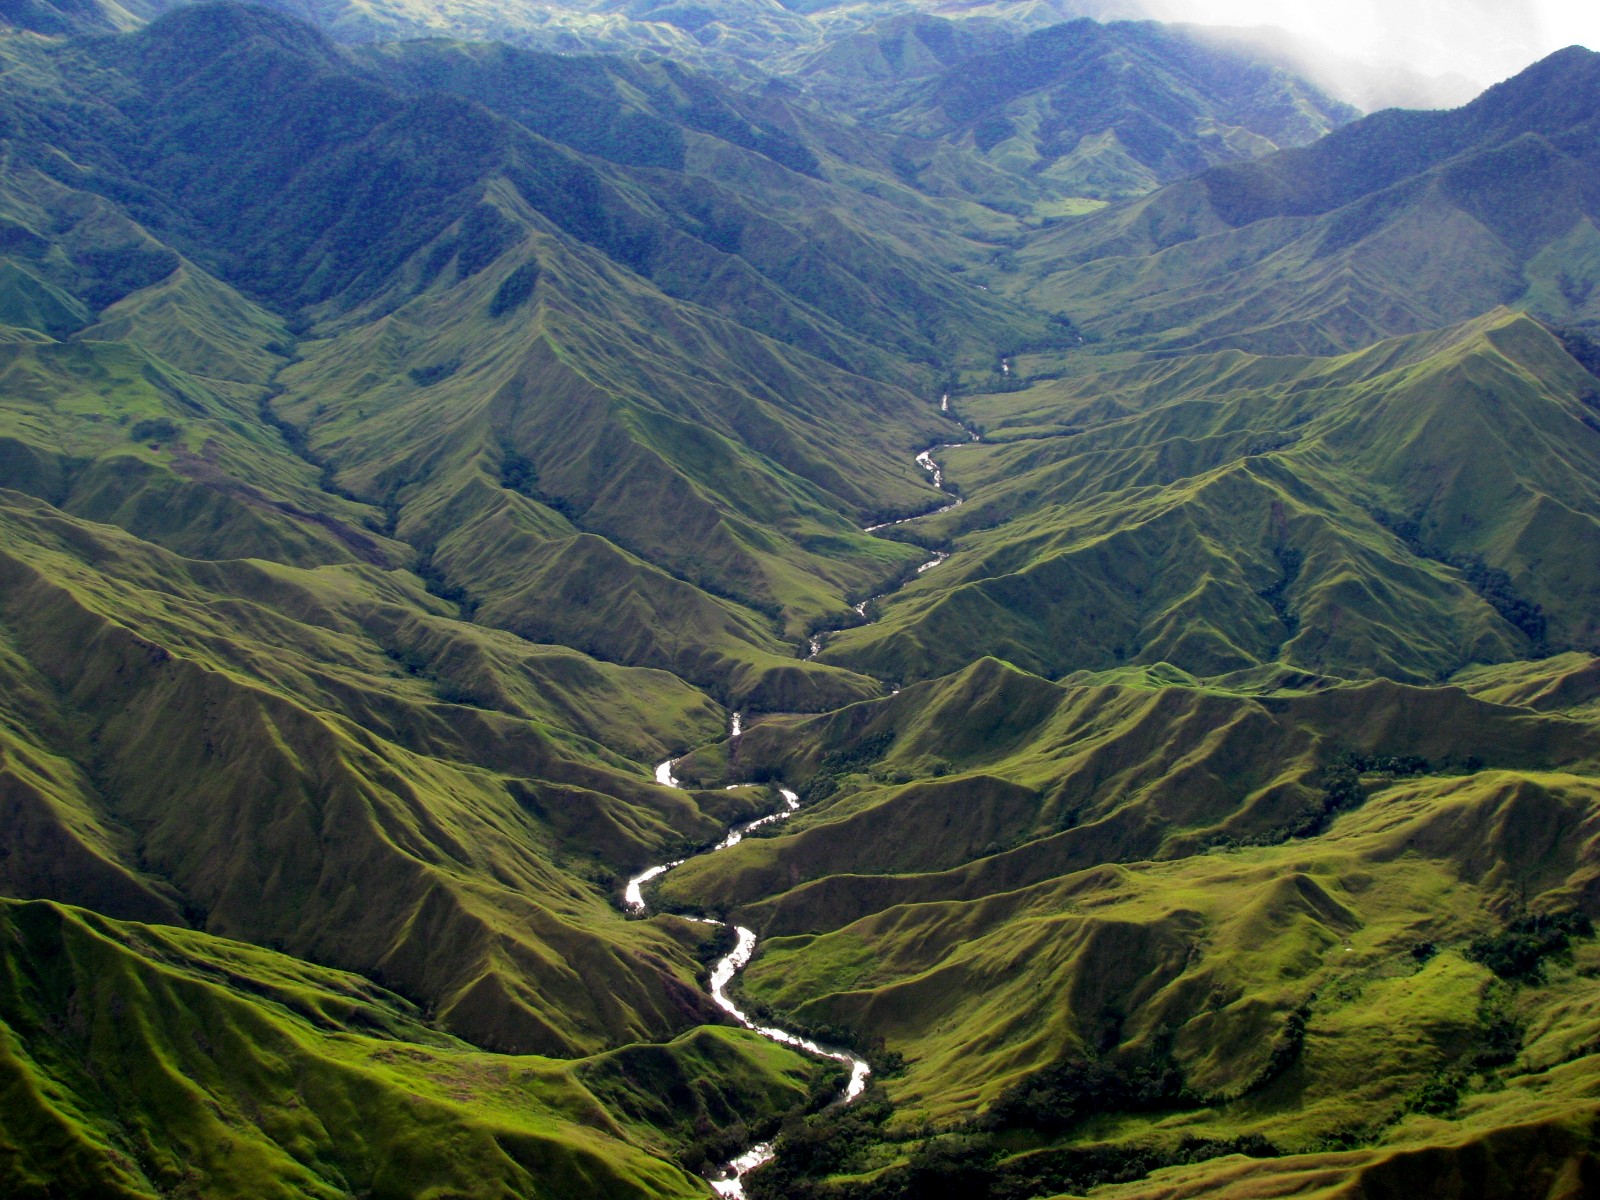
[[0, 9, 1598, 1200], [0, 3, 1070, 701], [0, 897, 825, 1199], [663, 658, 1600, 1195], [833, 18, 1355, 201], [1015, 46, 1600, 354], [0, 487, 784, 1056], [811, 312, 1600, 685]]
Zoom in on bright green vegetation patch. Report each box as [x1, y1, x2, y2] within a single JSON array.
[[727, 773, 1600, 1197], [0, 330, 398, 569], [0, 489, 778, 1061], [0, 898, 828, 1200], [816, 313, 1600, 687], [1027, 198, 1108, 221], [657, 649, 1600, 1194]]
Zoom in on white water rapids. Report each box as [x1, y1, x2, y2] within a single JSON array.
[[860, 419, 976, 535], [627, 722, 870, 1196]]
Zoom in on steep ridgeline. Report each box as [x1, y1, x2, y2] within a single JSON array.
[[661, 653, 1600, 1197], [0, 0, 1362, 110], [0, 0, 1362, 221], [1016, 45, 1600, 354], [816, 47, 1600, 698], [0, 897, 827, 1199], [630, 42, 1600, 1200]]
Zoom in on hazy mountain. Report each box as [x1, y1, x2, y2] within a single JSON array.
[[1016, 45, 1600, 354], [808, 18, 1356, 200], [2, 0, 1463, 118], [0, 0, 148, 35]]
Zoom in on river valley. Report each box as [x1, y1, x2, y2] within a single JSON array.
[[624, 408, 972, 1194]]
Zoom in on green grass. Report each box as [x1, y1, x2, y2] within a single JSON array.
[[0, 897, 828, 1199], [0, 488, 781, 1060], [663, 652, 1600, 1133], [813, 313, 1600, 686]]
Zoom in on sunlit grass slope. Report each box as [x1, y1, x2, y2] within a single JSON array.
[[277, 228, 939, 704], [0, 488, 780, 1057], [662, 655, 1600, 1196], [666, 655, 1600, 931], [817, 312, 1600, 685], [0, 6, 1599, 1199], [0, 897, 824, 1199]]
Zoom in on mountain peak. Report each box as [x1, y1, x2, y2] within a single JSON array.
[[1466, 42, 1600, 130], [139, 2, 342, 66]]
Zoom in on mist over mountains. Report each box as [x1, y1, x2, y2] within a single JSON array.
[[0, 0, 1598, 1197]]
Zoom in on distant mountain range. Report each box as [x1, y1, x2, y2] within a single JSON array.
[[1022, 45, 1600, 352], [0, 0, 1490, 111], [801, 17, 1355, 200]]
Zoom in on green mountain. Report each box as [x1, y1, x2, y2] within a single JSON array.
[[0, 2, 1071, 706], [662, 657, 1600, 1195], [804, 18, 1356, 202], [1015, 46, 1600, 354], [812, 311, 1600, 684], [0, 5, 1597, 1199], [0, 897, 823, 1198]]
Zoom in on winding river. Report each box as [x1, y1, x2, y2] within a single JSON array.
[[626, 736, 870, 1197], [626, 401, 973, 1195], [807, 404, 972, 660]]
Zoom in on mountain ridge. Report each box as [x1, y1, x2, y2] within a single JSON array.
[[1011, 46, 1600, 355]]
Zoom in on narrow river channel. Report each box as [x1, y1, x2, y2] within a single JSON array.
[[626, 740, 870, 1197], [807, 404, 972, 660], [625, 401, 974, 1195]]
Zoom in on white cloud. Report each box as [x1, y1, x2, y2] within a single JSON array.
[[1124, 0, 1593, 85], [1535, 0, 1600, 53]]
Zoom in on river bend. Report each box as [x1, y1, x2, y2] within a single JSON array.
[[626, 742, 869, 1197], [629, 401, 975, 1192]]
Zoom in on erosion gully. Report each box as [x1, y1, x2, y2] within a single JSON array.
[[623, 403, 972, 1196]]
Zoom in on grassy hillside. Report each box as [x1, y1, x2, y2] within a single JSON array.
[[662, 654, 1600, 1195], [811, 313, 1600, 685], [0, 2, 1064, 701], [0, 897, 826, 1198], [0, 488, 792, 1055]]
